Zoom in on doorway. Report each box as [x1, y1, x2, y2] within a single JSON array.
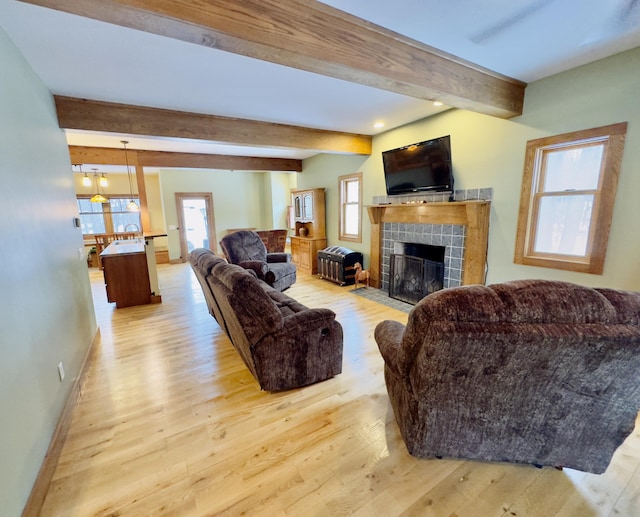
[[175, 192, 217, 261]]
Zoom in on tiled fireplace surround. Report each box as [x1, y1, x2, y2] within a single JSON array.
[[381, 222, 464, 290], [368, 188, 492, 293]]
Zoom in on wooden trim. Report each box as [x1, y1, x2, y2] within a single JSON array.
[[22, 329, 101, 517], [514, 122, 627, 274], [367, 201, 491, 288], [175, 192, 218, 261], [56, 97, 372, 155], [338, 172, 362, 243], [138, 150, 303, 172], [30, 0, 525, 118], [129, 151, 151, 233], [68, 146, 303, 172]]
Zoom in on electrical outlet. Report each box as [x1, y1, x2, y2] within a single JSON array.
[[58, 362, 65, 382]]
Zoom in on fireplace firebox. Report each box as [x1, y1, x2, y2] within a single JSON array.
[[389, 242, 445, 305]]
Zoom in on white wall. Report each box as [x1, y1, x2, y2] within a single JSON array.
[[0, 29, 97, 515], [302, 46, 640, 290]]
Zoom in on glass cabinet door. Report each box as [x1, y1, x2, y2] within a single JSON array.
[[294, 195, 302, 219], [303, 194, 313, 220]]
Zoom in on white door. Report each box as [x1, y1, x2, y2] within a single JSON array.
[[175, 193, 217, 261]]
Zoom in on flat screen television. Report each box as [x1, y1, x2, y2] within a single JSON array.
[[382, 135, 453, 195]]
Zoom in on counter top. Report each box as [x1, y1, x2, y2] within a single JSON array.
[[143, 232, 168, 239], [100, 239, 145, 257]]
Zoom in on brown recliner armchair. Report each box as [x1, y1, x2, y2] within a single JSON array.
[[220, 230, 296, 291], [375, 279, 640, 473]]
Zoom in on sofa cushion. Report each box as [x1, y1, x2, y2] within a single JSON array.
[[197, 252, 226, 275], [490, 279, 618, 324], [412, 284, 505, 322], [265, 289, 308, 317], [396, 285, 505, 373], [209, 262, 283, 344], [221, 230, 267, 263], [596, 288, 640, 325]]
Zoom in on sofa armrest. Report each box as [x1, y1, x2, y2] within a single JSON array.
[[250, 307, 343, 391], [238, 260, 269, 278], [266, 252, 291, 263], [374, 320, 406, 374]]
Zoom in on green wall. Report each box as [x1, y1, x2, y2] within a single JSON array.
[[268, 171, 296, 231], [158, 168, 293, 259], [302, 47, 640, 290], [0, 28, 97, 514]]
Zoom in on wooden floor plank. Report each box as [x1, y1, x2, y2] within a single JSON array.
[[34, 263, 640, 516]]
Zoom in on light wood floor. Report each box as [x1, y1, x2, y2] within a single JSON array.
[[38, 263, 640, 516]]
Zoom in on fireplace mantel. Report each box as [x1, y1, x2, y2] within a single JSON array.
[[367, 200, 491, 288]]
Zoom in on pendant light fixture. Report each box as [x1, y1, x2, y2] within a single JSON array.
[[121, 140, 140, 212], [99, 172, 109, 188], [78, 164, 92, 187], [90, 168, 109, 204]]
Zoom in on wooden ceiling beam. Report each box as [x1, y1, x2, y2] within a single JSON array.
[[56, 97, 370, 156], [27, 0, 525, 118], [68, 145, 303, 172]]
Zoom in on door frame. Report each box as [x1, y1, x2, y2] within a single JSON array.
[[175, 192, 217, 262]]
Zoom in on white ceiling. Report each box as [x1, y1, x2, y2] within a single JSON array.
[[1, 0, 640, 167]]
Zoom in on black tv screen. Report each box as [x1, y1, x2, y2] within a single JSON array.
[[382, 135, 453, 195]]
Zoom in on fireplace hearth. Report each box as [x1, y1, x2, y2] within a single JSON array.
[[389, 242, 445, 305]]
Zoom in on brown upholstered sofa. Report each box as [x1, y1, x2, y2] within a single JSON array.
[[189, 248, 343, 391], [375, 279, 640, 473]]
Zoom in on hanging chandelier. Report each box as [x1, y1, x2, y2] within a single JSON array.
[[89, 167, 109, 203], [121, 140, 140, 212]]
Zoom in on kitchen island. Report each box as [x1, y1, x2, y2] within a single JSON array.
[[100, 238, 163, 308]]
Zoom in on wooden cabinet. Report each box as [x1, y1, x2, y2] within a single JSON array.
[[291, 236, 327, 274], [291, 188, 325, 238], [290, 188, 326, 275], [101, 241, 152, 308]]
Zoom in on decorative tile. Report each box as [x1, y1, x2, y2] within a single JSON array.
[[381, 221, 466, 291]]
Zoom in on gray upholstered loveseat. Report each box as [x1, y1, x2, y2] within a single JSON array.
[[189, 248, 343, 391], [375, 279, 640, 473]]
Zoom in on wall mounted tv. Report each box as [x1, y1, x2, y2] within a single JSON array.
[[382, 135, 453, 195]]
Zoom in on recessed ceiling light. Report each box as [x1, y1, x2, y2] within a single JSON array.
[[433, 101, 444, 107], [374, 121, 385, 128]]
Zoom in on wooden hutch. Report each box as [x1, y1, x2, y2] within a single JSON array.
[[290, 188, 326, 274]]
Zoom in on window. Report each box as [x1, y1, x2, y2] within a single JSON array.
[[77, 197, 106, 235], [77, 196, 141, 235], [514, 123, 627, 274], [339, 172, 362, 242]]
